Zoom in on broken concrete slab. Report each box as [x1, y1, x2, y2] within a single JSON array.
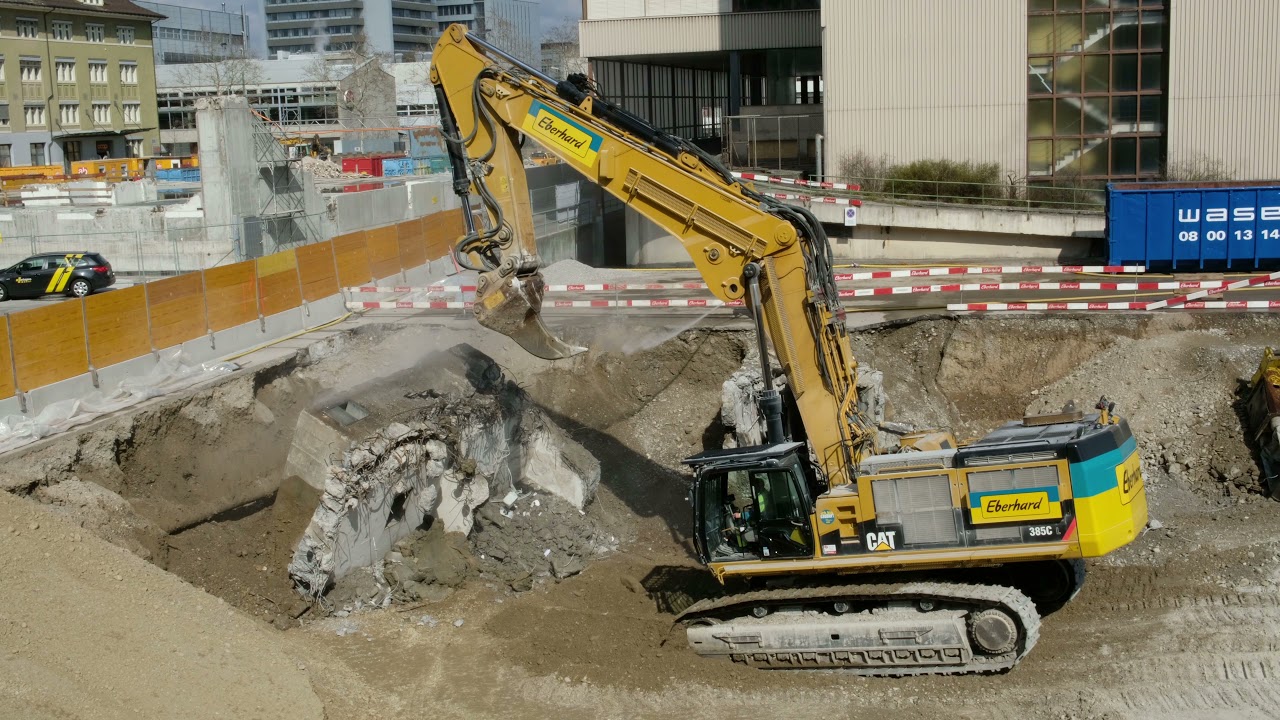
[[287, 344, 600, 599]]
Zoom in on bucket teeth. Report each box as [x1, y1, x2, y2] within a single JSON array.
[[474, 270, 586, 360]]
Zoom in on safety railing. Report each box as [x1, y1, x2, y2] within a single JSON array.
[[814, 175, 1105, 213]]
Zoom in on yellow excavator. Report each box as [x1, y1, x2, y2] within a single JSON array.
[[429, 25, 1148, 674]]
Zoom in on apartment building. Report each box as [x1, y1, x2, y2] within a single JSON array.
[[436, 1, 541, 66], [265, 0, 437, 61], [0, 0, 164, 168], [134, 0, 249, 65]]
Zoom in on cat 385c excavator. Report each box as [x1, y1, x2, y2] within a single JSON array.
[[429, 24, 1147, 675]]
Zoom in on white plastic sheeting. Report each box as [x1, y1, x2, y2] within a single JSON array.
[[0, 350, 238, 454]]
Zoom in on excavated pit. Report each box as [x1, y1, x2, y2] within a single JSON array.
[[6, 312, 1280, 719]]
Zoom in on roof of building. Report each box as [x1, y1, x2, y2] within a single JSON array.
[[0, 0, 165, 19], [156, 54, 360, 89]]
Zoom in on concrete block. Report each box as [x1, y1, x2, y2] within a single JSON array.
[[94, 354, 160, 395], [301, 294, 348, 329], [403, 264, 430, 286], [210, 322, 265, 361], [177, 334, 220, 366], [24, 373, 99, 416], [0, 396, 23, 418], [285, 411, 346, 491], [262, 308, 305, 342]]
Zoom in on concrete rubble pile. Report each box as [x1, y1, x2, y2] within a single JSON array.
[[720, 343, 892, 449], [287, 344, 601, 602], [298, 155, 351, 180]]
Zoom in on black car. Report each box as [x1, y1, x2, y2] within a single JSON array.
[[0, 252, 116, 301]]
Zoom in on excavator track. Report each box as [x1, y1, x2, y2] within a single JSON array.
[[677, 581, 1040, 676]]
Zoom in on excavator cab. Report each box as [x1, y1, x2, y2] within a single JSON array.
[[687, 442, 815, 565]]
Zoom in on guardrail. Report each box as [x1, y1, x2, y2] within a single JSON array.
[[0, 207, 466, 413], [793, 175, 1105, 214]]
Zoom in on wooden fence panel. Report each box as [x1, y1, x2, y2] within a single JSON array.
[[257, 249, 303, 317], [397, 218, 427, 272], [9, 301, 89, 390], [333, 232, 373, 287], [0, 317, 14, 399], [85, 285, 150, 368], [147, 273, 207, 350], [296, 241, 339, 302], [366, 225, 401, 280], [424, 208, 464, 261], [203, 261, 260, 332]]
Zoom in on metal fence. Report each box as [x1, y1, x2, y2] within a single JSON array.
[[810, 175, 1106, 213]]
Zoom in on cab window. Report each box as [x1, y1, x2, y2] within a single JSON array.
[[700, 467, 812, 562]]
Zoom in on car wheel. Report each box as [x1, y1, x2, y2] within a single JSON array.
[[0, 284, 7, 302], [68, 279, 92, 298]]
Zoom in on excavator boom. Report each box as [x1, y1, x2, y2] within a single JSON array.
[[430, 23, 872, 485]]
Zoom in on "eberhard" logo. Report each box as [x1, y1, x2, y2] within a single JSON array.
[[536, 115, 586, 151], [969, 486, 1062, 525], [984, 496, 1044, 514]]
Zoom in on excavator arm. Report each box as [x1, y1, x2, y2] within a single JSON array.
[[429, 24, 873, 486]]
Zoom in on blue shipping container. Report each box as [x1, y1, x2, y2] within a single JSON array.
[[382, 158, 415, 177], [1108, 182, 1280, 269]]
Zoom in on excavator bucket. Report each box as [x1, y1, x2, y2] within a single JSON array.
[[473, 269, 586, 360]]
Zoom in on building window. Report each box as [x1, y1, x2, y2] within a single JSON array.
[[30, 142, 45, 165], [127, 139, 142, 158], [0, 145, 10, 168], [116, 26, 135, 45], [86, 23, 104, 43], [59, 103, 79, 126], [120, 62, 138, 84], [0, 104, 7, 129], [56, 59, 76, 84], [92, 103, 110, 126], [1027, 1, 1168, 184], [89, 61, 108, 84], [122, 102, 140, 124], [25, 105, 46, 127], [52, 21, 73, 41], [19, 59, 42, 83], [16, 18, 39, 39], [64, 140, 81, 162]]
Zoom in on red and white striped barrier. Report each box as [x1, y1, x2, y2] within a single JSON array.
[[948, 302, 1150, 311], [345, 282, 710, 294], [762, 192, 861, 206], [841, 279, 1245, 297], [732, 172, 861, 192], [1144, 269, 1280, 310], [349, 298, 747, 311], [949, 300, 1280, 312], [835, 265, 1145, 281], [344, 266, 1151, 296]]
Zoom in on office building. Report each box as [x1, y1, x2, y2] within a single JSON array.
[[135, 1, 250, 65], [265, 0, 437, 61], [437, 1, 540, 66], [579, 0, 1280, 185]]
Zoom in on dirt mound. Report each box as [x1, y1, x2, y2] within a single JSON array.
[[0, 491, 323, 719]]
